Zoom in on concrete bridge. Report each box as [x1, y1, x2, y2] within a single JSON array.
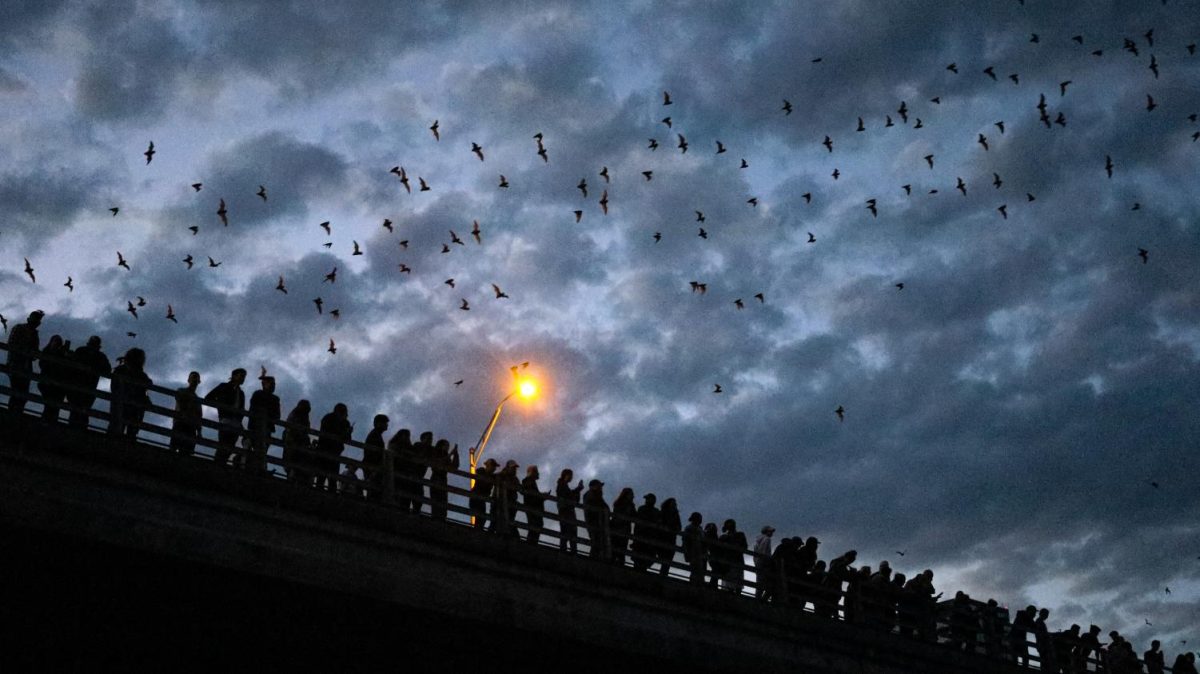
[[0, 415, 1026, 673]]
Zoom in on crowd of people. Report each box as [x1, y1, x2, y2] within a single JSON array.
[[2, 309, 1194, 673]]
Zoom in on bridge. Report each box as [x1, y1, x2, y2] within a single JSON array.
[[0, 340, 1123, 671]]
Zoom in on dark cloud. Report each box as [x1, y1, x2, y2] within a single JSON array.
[[4, 0, 1200, 649]]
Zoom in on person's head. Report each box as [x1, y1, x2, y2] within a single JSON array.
[[618, 487, 633, 501], [688, 511, 702, 525], [1152, 640, 1160, 650], [643, 493, 657, 506], [27, 310, 44, 326], [187, 371, 201, 387], [87, 335, 101, 349], [373, 414, 389, 430], [704, 523, 717, 535], [1038, 608, 1049, 620], [661, 497, 677, 512], [588, 478, 603, 491], [333, 402, 348, 417], [230, 368, 247, 385], [483, 458, 499, 472], [394, 427, 411, 441], [1089, 625, 1100, 635], [124, 347, 146, 369], [296, 399, 311, 413], [526, 464, 539, 478], [814, 560, 827, 572], [559, 468, 574, 482], [420, 431, 434, 443], [46, 334, 63, 349], [435, 438, 449, 452], [1068, 624, 1080, 635], [805, 536, 820, 547], [259, 375, 275, 393], [893, 572, 906, 586], [503, 459, 518, 473], [844, 549, 857, 562], [722, 518, 736, 533], [761, 525, 775, 536]]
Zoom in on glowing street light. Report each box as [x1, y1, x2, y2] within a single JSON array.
[[468, 367, 540, 521]]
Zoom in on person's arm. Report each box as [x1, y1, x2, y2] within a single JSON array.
[[449, 444, 460, 469]]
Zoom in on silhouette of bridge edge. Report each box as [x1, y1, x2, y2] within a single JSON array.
[[0, 420, 1024, 674]]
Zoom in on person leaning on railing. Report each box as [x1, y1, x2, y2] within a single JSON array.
[[65, 335, 111, 429], [582, 479, 609, 559], [681, 512, 706, 584], [169, 372, 203, 456], [5, 310, 43, 416], [246, 375, 280, 472], [656, 497, 682, 577], [107, 348, 152, 440], [428, 439, 459, 520], [555, 470, 584, 554], [37, 335, 71, 422], [315, 403, 351, 491], [520, 465, 547, 546], [281, 400, 313, 484], [470, 457, 498, 530]]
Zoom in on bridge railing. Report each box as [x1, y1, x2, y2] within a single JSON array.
[[0, 341, 1171, 672]]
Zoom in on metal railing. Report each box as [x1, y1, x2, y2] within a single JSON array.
[[0, 340, 1178, 673]]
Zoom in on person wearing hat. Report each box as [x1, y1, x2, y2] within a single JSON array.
[[470, 457, 499, 530], [492, 459, 521, 536], [582, 479, 609, 559], [245, 374, 281, 472], [754, 525, 776, 600], [681, 512, 706, 585], [631, 493, 661, 572], [6, 310, 43, 417]]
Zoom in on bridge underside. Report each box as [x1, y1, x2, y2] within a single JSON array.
[[0, 419, 1020, 673]]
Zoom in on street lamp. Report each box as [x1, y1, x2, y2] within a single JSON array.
[[468, 369, 538, 523]]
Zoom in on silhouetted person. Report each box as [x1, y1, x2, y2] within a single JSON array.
[[949, 591, 978, 652], [657, 497, 681, 576], [770, 537, 797, 603], [754, 525, 775, 599], [428, 439, 458, 520], [1173, 652, 1198, 674], [66, 335, 110, 428], [388, 429, 415, 507], [314, 403, 351, 491], [980, 598, 1003, 658], [889, 573, 908, 633], [718, 519, 748, 593], [470, 457, 498, 530], [246, 375, 280, 472], [1033, 607, 1055, 670], [582, 479, 609, 559], [864, 561, 894, 629], [37, 334, 70, 421], [609, 487, 636, 565], [107, 348, 151, 440], [169, 371, 203, 456], [1008, 605, 1035, 665], [682, 512, 705, 584], [1144, 640, 1165, 674], [556, 469, 584, 553], [205, 368, 246, 466], [362, 414, 389, 498], [825, 549, 858, 618], [1077, 624, 1102, 672], [492, 459, 520, 536], [401, 431, 433, 514], [1051, 623, 1081, 673], [703, 522, 722, 588], [282, 399, 312, 484], [521, 465, 547, 545], [6, 310, 42, 417], [631, 493, 660, 571]]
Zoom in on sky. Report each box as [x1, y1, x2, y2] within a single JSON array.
[[2, 0, 1200, 650]]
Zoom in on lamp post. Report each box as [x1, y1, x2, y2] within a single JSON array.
[[468, 373, 537, 524]]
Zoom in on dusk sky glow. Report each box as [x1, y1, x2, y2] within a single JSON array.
[[2, 0, 1200, 647]]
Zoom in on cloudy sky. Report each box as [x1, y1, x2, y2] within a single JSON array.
[[3, 0, 1200, 648]]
